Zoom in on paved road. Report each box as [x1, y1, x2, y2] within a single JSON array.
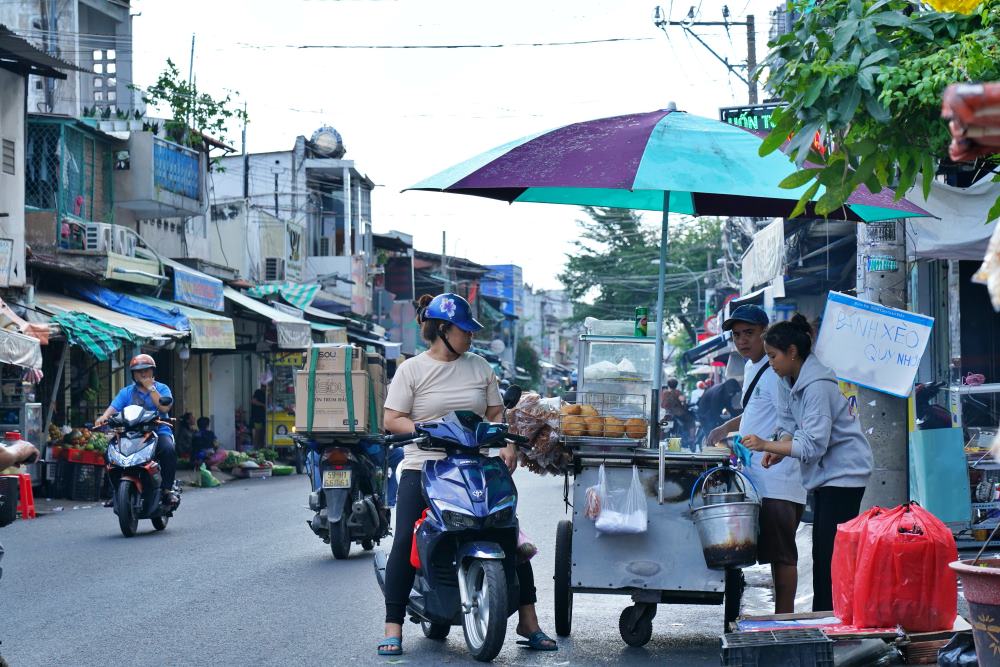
[[0, 470, 806, 666]]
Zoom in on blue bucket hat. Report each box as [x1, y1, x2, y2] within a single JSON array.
[[421, 293, 483, 333], [722, 304, 769, 331]]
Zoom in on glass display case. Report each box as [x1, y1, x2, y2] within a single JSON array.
[[577, 335, 656, 398]]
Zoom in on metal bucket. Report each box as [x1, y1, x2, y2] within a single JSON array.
[[691, 501, 760, 569], [703, 491, 746, 506]]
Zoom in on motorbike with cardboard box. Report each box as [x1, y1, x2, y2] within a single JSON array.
[[295, 344, 391, 559]]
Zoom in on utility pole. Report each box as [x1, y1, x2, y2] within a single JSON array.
[[653, 6, 758, 104], [187, 34, 196, 126], [272, 160, 280, 218], [241, 102, 248, 200], [855, 221, 908, 509], [441, 231, 449, 291]]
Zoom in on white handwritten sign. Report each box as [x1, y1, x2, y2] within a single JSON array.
[[814, 292, 934, 398]]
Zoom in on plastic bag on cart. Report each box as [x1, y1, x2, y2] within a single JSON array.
[[851, 503, 958, 632], [592, 464, 648, 535], [831, 505, 884, 624]]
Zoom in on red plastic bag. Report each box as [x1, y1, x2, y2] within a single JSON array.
[[409, 509, 429, 569], [831, 506, 884, 624], [852, 503, 958, 631]]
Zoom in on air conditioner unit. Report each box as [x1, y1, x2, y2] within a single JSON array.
[[83, 222, 113, 252], [264, 257, 286, 282], [112, 226, 136, 256]]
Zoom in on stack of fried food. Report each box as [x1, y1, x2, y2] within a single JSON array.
[[559, 403, 647, 439], [507, 392, 571, 475]]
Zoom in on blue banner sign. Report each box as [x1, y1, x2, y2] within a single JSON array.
[[173, 266, 224, 312]]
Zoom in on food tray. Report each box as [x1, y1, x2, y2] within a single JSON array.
[[559, 392, 647, 446]]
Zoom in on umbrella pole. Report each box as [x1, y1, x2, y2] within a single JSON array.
[[651, 191, 669, 445]]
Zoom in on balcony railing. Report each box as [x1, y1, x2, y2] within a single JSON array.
[[153, 138, 200, 199]]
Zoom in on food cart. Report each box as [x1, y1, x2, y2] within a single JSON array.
[[553, 333, 751, 647]]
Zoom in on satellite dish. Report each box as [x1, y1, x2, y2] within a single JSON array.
[[310, 126, 346, 159], [490, 339, 506, 355]]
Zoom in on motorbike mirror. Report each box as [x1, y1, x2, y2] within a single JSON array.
[[158, 396, 174, 408], [502, 384, 523, 410]]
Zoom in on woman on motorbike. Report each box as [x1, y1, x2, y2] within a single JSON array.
[[378, 293, 557, 657]]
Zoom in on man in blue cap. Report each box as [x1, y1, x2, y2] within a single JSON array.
[[708, 304, 806, 614]]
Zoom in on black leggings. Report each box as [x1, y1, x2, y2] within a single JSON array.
[[811, 486, 866, 612], [385, 470, 537, 625]]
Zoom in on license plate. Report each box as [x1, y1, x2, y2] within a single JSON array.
[[323, 470, 352, 488]]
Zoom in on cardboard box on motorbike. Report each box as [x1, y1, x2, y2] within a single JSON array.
[[295, 344, 387, 434]]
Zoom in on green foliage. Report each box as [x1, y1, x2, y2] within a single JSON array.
[[760, 0, 1000, 217], [558, 207, 721, 341], [137, 58, 248, 151]]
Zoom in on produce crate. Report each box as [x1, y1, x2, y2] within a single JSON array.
[[721, 629, 833, 667], [65, 447, 86, 463], [47, 445, 65, 460], [69, 463, 105, 502], [53, 460, 75, 499], [0, 475, 18, 527]]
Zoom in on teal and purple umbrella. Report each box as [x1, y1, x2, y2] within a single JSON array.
[[407, 108, 926, 437], [410, 108, 927, 221]]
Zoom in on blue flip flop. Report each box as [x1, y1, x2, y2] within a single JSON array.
[[377, 637, 402, 656], [516, 630, 558, 651]]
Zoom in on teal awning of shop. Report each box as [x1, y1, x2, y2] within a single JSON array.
[[49, 312, 135, 361], [247, 282, 320, 310]]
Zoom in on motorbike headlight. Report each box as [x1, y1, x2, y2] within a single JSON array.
[[441, 510, 479, 530], [486, 506, 515, 527]]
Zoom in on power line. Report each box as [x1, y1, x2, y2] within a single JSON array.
[[237, 36, 656, 50]]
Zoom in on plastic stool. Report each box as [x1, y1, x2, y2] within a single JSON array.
[[14, 473, 35, 519]]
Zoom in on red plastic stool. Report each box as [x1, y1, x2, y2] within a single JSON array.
[[14, 473, 35, 519]]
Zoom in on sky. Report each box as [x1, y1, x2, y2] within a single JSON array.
[[131, 0, 781, 290]]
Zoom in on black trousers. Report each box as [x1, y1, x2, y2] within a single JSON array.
[[154, 432, 177, 490], [811, 486, 866, 612], [385, 470, 537, 625]]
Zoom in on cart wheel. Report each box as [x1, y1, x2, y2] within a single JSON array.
[[618, 604, 655, 648], [554, 519, 573, 637], [724, 568, 745, 630]]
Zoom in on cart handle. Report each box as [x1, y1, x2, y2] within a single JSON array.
[[688, 465, 760, 508]]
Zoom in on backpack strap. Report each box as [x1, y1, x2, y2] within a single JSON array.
[[743, 363, 770, 409]]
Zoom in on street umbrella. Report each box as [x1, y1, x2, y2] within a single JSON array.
[[408, 108, 928, 438]]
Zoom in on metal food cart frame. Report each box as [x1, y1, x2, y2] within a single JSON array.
[[552, 334, 746, 647]]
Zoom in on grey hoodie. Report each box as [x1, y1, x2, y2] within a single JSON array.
[[776, 355, 873, 491]]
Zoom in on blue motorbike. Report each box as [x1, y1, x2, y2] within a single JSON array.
[[374, 387, 527, 662]]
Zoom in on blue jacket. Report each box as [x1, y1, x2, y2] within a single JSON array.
[[110, 382, 173, 436]]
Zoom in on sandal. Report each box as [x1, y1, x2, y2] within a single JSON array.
[[377, 636, 402, 656], [516, 630, 558, 651]]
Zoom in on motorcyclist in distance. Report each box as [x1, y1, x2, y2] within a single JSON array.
[[95, 354, 178, 504]]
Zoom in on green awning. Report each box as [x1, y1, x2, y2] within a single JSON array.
[[247, 282, 320, 310], [50, 312, 136, 361]]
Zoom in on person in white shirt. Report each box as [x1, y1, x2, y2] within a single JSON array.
[[707, 305, 807, 614]]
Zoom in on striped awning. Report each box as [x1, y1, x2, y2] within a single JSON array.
[[49, 312, 135, 361], [247, 282, 320, 310], [35, 292, 185, 343]]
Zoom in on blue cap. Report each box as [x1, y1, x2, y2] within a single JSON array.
[[722, 304, 769, 331]]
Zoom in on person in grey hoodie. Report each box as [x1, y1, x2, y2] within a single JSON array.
[[743, 314, 873, 613]]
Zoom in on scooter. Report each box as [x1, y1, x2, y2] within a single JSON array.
[[104, 401, 179, 538], [373, 386, 527, 663], [298, 435, 391, 559]]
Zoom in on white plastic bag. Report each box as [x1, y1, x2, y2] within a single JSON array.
[[592, 464, 648, 535]]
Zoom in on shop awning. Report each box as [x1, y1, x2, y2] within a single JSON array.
[[224, 287, 311, 349], [36, 292, 185, 346], [0, 327, 42, 370], [69, 283, 190, 331], [310, 322, 348, 344], [247, 282, 320, 310], [130, 295, 236, 350], [682, 333, 730, 365], [303, 304, 350, 324]]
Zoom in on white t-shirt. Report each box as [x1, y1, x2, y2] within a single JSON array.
[[739, 356, 807, 505], [384, 351, 503, 472]]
